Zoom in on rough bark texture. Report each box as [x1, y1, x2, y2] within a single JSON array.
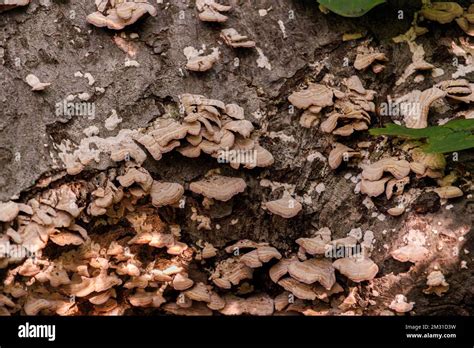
[[0, 0, 472, 315]]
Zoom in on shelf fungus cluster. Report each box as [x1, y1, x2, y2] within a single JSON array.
[[87, 0, 157, 30], [360, 158, 411, 199], [354, 44, 389, 73], [421, 2, 474, 36], [269, 227, 379, 313], [175, 94, 274, 169], [0, 168, 387, 317], [289, 76, 374, 136], [57, 94, 273, 175], [196, 0, 231, 23], [359, 149, 463, 215]]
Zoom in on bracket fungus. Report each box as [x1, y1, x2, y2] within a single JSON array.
[[387, 206, 406, 217], [184, 47, 220, 72], [190, 175, 246, 202], [434, 186, 463, 199], [211, 258, 254, 289], [263, 195, 302, 219], [354, 44, 388, 73], [328, 143, 359, 170], [296, 227, 331, 256], [389, 294, 414, 313], [397, 87, 446, 129], [392, 231, 429, 265], [277, 277, 316, 301], [0, 201, 20, 222], [201, 242, 217, 259], [423, 271, 449, 296], [362, 158, 411, 181], [87, 0, 157, 30], [456, 7, 474, 36], [420, 2, 464, 25], [332, 257, 379, 283], [220, 28, 256, 48], [437, 79, 474, 103], [240, 246, 281, 268], [391, 245, 429, 263], [196, 0, 231, 23], [150, 182, 184, 207], [288, 83, 334, 110], [25, 74, 51, 91], [287, 259, 336, 290]]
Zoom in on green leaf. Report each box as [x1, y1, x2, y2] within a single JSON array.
[[318, 0, 386, 17], [369, 123, 451, 139], [424, 133, 474, 153], [369, 119, 474, 154]]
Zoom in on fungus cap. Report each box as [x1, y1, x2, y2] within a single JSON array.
[[150, 182, 184, 207], [190, 175, 246, 201], [332, 257, 379, 282], [264, 196, 302, 218], [288, 259, 336, 290], [0, 201, 20, 222]]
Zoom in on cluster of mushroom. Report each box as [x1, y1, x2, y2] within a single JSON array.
[[0, 170, 202, 315], [359, 154, 462, 215], [0, 0, 30, 12], [267, 227, 379, 314], [196, 0, 231, 23], [392, 78, 473, 130], [0, 184, 88, 260], [421, 2, 474, 36], [59, 95, 273, 176], [174, 94, 274, 169], [0, 163, 301, 316], [183, 28, 255, 72], [5, 226, 194, 315], [289, 75, 375, 136], [87, 0, 157, 30], [188, 1, 255, 72], [354, 44, 389, 73]]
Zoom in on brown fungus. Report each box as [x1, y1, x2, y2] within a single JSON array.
[[263, 195, 302, 219], [190, 175, 246, 202], [332, 257, 379, 282], [87, 1, 157, 30], [220, 28, 256, 48]]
